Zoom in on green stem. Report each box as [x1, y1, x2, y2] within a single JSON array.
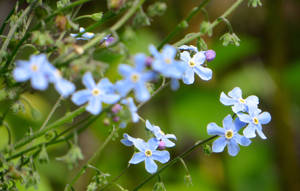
[[157, 0, 211, 50], [0, 1, 18, 35], [132, 135, 218, 191], [173, 0, 244, 47], [40, 96, 63, 130]]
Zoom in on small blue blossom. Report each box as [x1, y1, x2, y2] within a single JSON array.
[[70, 27, 95, 40], [116, 53, 156, 102], [71, 72, 120, 115], [220, 87, 259, 113], [129, 138, 170, 174], [207, 115, 251, 156], [121, 97, 139, 123], [237, 103, 271, 139], [13, 54, 53, 90], [149, 44, 187, 80], [180, 51, 212, 84], [121, 133, 139, 147], [178, 45, 198, 53], [145, 120, 176, 149]]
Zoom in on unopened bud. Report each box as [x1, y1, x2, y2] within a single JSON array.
[[55, 15, 67, 31], [111, 104, 122, 114], [158, 140, 166, 150], [205, 50, 216, 62]]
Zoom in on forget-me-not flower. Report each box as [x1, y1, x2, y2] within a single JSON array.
[[116, 53, 156, 102], [145, 120, 176, 149], [121, 133, 140, 147], [70, 27, 95, 40], [71, 72, 120, 115], [237, 103, 271, 139], [13, 54, 53, 90], [180, 51, 213, 84], [220, 87, 259, 113], [121, 97, 139, 123], [207, 115, 251, 156], [129, 138, 170, 174]]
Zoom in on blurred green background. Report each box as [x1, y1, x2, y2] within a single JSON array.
[[1, 0, 300, 190]]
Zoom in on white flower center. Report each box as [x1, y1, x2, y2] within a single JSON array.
[[225, 130, 234, 139], [92, 88, 101, 96], [145, 149, 152, 157], [253, 117, 259, 125], [130, 73, 140, 83]]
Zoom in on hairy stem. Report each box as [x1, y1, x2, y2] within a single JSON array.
[[40, 96, 63, 130]]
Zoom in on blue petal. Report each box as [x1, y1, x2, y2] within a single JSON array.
[[132, 138, 147, 152], [220, 92, 236, 106], [82, 72, 96, 89], [165, 134, 176, 140], [72, 90, 91, 105], [243, 125, 256, 138], [97, 78, 114, 93], [228, 87, 242, 99], [170, 78, 180, 90], [31, 73, 48, 90], [13, 67, 30, 82], [148, 138, 159, 151], [245, 95, 259, 105], [193, 52, 206, 65], [101, 94, 120, 104], [134, 82, 150, 102], [237, 113, 252, 123], [235, 134, 251, 146], [194, 65, 212, 81], [121, 134, 134, 146], [256, 126, 267, 139], [162, 138, 175, 148], [134, 53, 147, 72], [212, 137, 227, 153], [178, 45, 198, 52], [232, 103, 245, 113], [145, 158, 157, 174], [182, 68, 195, 85], [222, 115, 234, 130], [116, 80, 134, 97], [149, 45, 160, 58], [258, 112, 271, 125], [141, 71, 157, 82], [86, 96, 102, 115], [129, 152, 146, 164], [151, 150, 170, 163], [207, 123, 225, 136], [162, 45, 176, 59], [132, 113, 139, 123], [180, 51, 191, 63], [54, 79, 75, 97], [227, 140, 240, 156], [119, 64, 133, 77], [146, 120, 155, 131], [233, 117, 247, 132]]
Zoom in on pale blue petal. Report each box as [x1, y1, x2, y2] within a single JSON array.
[[119, 64, 133, 77], [148, 138, 159, 151], [134, 53, 147, 72], [97, 78, 114, 92], [194, 66, 212, 81], [31, 73, 48, 90], [165, 134, 176, 140], [183, 68, 195, 85], [193, 52, 206, 64], [133, 138, 147, 152], [141, 71, 157, 82], [13, 67, 30, 82], [180, 51, 191, 63], [151, 150, 170, 163], [72, 90, 91, 105], [228, 87, 242, 99], [162, 138, 175, 148], [132, 113, 139, 123], [101, 94, 120, 104], [82, 72, 96, 89], [54, 79, 75, 97], [162, 45, 176, 59], [129, 152, 146, 164], [227, 140, 240, 156], [146, 120, 155, 131], [258, 112, 271, 125], [232, 103, 245, 113], [233, 117, 247, 132], [235, 134, 251, 146], [243, 125, 256, 138], [134, 82, 150, 102], [220, 92, 236, 106], [116, 80, 133, 97], [86, 96, 102, 115], [212, 137, 227, 153], [170, 78, 180, 90], [256, 127, 267, 139], [245, 95, 259, 105], [237, 113, 252, 123], [149, 45, 160, 58], [207, 123, 225, 136], [222, 115, 234, 130], [145, 158, 157, 174]]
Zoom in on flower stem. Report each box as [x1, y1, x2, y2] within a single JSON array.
[[40, 96, 63, 130], [132, 135, 218, 191]]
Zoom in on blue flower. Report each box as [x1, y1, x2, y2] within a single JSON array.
[[237, 103, 271, 139], [145, 120, 176, 149], [220, 87, 259, 113], [149, 44, 187, 79], [178, 45, 198, 53], [116, 53, 156, 102], [207, 115, 251, 156], [129, 138, 170, 174], [121, 97, 139, 123], [180, 51, 212, 84], [13, 54, 53, 90], [70, 27, 95, 40], [71, 72, 120, 115], [121, 133, 140, 147]]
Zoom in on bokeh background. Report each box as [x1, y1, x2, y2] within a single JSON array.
[[1, 0, 300, 190]]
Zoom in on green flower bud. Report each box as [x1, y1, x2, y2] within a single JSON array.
[[153, 182, 166, 191], [220, 33, 240, 46], [38, 145, 49, 164], [91, 12, 103, 21], [200, 21, 213, 37], [203, 144, 212, 155], [248, 0, 262, 8], [147, 2, 167, 17]]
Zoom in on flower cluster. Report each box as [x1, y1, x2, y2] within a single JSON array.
[[207, 87, 271, 156], [121, 120, 176, 174]]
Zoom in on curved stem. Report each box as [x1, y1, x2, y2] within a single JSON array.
[[132, 135, 218, 191], [40, 96, 63, 130]]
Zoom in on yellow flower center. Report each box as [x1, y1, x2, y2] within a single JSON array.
[[239, 98, 246, 103], [55, 70, 61, 78], [189, 61, 196, 67], [164, 58, 172, 64], [159, 130, 165, 135], [253, 117, 259, 125], [225, 130, 234, 139], [130, 73, 140, 83], [31, 64, 38, 72], [92, 88, 101, 96], [145, 149, 152, 157], [85, 32, 94, 36]]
